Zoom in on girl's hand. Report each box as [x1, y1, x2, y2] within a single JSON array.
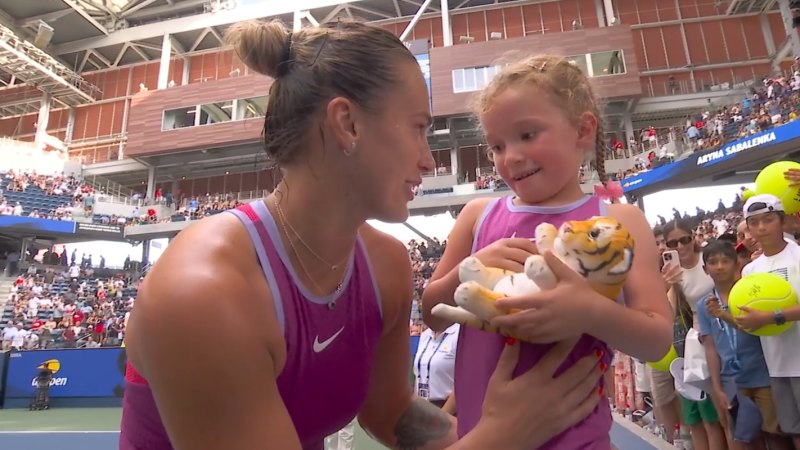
[[490, 252, 600, 343], [472, 238, 538, 273]]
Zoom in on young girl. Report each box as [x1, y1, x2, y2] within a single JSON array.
[[422, 55, 673, 449]]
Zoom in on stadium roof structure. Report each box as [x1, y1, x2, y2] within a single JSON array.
[[0, 0, 530, 73]]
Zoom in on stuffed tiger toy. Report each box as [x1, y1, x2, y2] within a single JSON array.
[[431, 216, 635, 341]]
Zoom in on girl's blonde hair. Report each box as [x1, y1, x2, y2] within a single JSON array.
[[475, 54, 609, 186]]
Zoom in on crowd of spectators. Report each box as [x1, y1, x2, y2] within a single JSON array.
[[0, 260, 136, 351]]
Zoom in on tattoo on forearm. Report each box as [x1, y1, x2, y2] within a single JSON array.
[[394, 398, 452, 450]]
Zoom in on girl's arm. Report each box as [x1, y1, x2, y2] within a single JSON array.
[[584, 203, 674, 362]]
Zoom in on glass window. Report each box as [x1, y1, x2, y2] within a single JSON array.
[[566, 54, 589, 76], [463, 68, 477, 92], [590, 50, 626, 77], [198, 101, 233, 126], [163, 106, 197, 130], [236, 96, 268, 120], [452, 69, 465, 93], [475, 68, 486, 90]]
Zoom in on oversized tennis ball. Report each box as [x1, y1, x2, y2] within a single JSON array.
[[754, 161, 800, 214], [729, 273, 798, 336], [647, 345, 678, 372]]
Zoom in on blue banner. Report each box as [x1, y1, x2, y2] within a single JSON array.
[[0, 216, 76, 234], [692, 118, 800, 168], [622, 119, 800, 193], [4, 348, 127, 399], [416, 53, 432, 108]]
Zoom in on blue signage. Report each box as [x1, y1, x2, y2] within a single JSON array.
[[416, 53, 432, 108], [621, 158, 692, 192], [692, 118, 800, 168], [622, 119, 800, 193], [4, 348, 127, 399], [0, 216, 76, 234]]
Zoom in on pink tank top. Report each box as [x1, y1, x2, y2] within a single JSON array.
[[120, 200, 384, 450], [455, 195, 613, 449]]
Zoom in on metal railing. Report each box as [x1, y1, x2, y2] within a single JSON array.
[[83, 175, 135, 200], [643, 75, 757, 98]]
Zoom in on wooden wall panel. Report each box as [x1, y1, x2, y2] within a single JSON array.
[[678, 0, 700, 19], [640, 28, 667, 69], [538, 3, 561, 34], [466, 12, 488, 42], [636, 0, 659, 23], [683, 23, 708, 65], [720, 20, 749, 61], [578, 0, 600, 28], [661, 26, 687, 68], [485, 9, 506, 40], [657, 2, 679, 21], [430, 25, 640, 116], [429, 16, 444, 48], [503, 7, 524, 38], [700, 21, 728, 64], [768, 13, 787, 50], [741, 16, 768, 58], [614, 0, 640, 25], [559, 1, 580, 33], [125, 72, 269, 157], [451, 12, 469, 40]]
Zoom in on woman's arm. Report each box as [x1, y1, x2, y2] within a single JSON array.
[[125, 216, 304, 450], [422, 199, 492, 332], [585, 203, 673, 361], [358, 228, 458, 449]]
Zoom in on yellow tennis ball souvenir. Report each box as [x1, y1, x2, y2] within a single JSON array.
[[647, 345, 678, 372], [754, 161, 800, 214], [729, 273, 798, 336]]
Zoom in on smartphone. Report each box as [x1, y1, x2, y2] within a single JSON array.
[[662, 250, 679, 269]]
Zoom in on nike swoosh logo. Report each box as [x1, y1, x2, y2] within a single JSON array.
[[313, 326, 345, 353]]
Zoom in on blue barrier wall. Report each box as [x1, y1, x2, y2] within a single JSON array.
[[3, 348, 126, 409]]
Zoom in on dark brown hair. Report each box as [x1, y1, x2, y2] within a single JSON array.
[[474, 55, 609, 186], [225, 20, 416, 167]]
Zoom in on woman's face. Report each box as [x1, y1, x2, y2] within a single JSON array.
[[665, 228, 695, 261]]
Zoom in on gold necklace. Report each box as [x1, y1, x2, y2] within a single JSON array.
[[273, 196, 349, 271], [271, 198, 347, 307]]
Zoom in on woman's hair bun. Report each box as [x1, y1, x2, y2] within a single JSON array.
[[225, 20, 289, 78]]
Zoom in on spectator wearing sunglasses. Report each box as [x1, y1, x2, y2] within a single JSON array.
[[662, 219, 725, 449]]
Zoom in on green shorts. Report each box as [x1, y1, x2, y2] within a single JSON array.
[[680, 396, 719, 426]]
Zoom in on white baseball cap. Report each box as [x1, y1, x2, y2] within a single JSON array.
[[743, 194, 784, 220]]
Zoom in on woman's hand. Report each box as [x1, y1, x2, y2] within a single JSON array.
[[489, 252, 601, 343], [661, 263, 683, 291], [472, 238, 538, 273], [477, 339, 604, 450]]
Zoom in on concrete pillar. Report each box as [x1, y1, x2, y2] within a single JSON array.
[[293, 10, 303, 32], [65, 107, 76, 145], [34, 93, 51, 149], [595, 0, 606, 27], [141, 240, 151, 265], [441, 0, 453, 46], [623, 113, 635, 158], [778, 0, 800, 61], [181, 57, 190, 85], [157, 32, 171, 90], [146, 166, 156, 200], [602, 0, 615, 26]]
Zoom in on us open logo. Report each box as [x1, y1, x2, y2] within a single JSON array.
[[30, 359, 69, 387]]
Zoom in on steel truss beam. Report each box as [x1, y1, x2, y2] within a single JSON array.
[[54, 0, 360, 55]]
